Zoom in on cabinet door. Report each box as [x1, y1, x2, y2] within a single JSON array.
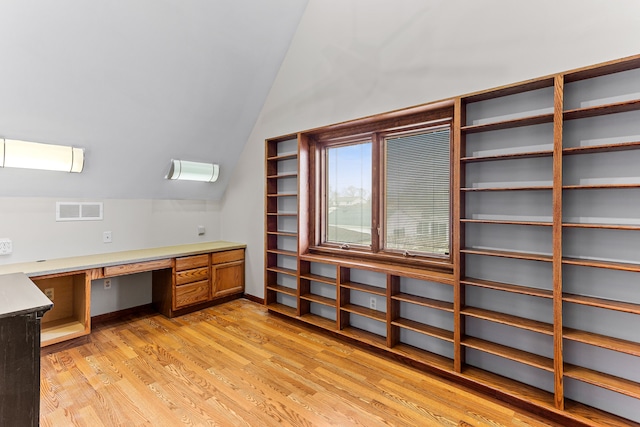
[[211, 260, 244, 298]]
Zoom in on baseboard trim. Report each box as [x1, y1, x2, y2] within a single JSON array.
[[91, 303, 155, 325], [243, 294, 264, 304]]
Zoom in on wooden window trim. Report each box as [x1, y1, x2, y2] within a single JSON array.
[[299, 101, 455, 273]]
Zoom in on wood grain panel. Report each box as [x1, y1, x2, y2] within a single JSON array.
[[174, 280, 209, 309], [211, 249, 244, 264], [103, 259, 172, 277], [175, 267, 209, 286], [175, 254, 209, 271]]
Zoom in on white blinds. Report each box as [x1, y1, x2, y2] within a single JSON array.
[[385, 128, 450, 255]]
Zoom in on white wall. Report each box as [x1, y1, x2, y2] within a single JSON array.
[[0, 198, 222, 315], [220, 0, 640, 298], [0, 198, 222, 265]]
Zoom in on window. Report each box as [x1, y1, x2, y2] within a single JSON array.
[[306, 104, 453, 268], [326, 141, 372, 246]]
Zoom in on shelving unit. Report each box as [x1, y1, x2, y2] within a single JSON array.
[[458, 76, 561, 411], [559, 60, 640, 419], [265, 135, 300, 315], [264, 54, 640, 426], [31, 271, 91, 346]]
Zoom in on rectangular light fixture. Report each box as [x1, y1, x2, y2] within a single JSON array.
[[0, 138, 84, 173], [166, 160, 219, 182]]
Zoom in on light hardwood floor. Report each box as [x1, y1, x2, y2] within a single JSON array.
[[40, 299, 562, 426]]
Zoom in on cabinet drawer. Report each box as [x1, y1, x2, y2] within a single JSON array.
[[104, 259, 172, 277], [176, 254, 209, 271], [176, 267, 209, 286], [211, 249, 244, 264], [174, 280, 209, 308]]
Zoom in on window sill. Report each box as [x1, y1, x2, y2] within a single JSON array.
[[301, 250, 454, 285]]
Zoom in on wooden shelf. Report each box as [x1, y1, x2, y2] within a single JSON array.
[[341, 304, 386, 322], [266, 248, 298, 257], [340, 326, 387, 348], [266, 172, 298, 179], [461, 277, 553, 299], [564, 56, 640, 83], [266, 192, 298, 198], [563, 183, 640, 190], [300, 273, 336, 285], [461, 219, 552, 227], [391, 343, 453, 372], [564, 327, 640, 357], [267, 153, 297, 161], [563, 222, 640, 230], [266, 303, 297, 317], [461, 248, 553, 262], [266, 212, 298, 217], [564, 364, 640, 400], [299, 313, 336, 330], [463, 77, 555, 103], [462, 306, 553, 335], [461, 366, 557, 408], [563, 99, 640, 121], [562, 257, 640, 273], [563, 293, 640, 315], [266, 266, 297, 277], [462, 336, 554, 372], [461, 185, 553, 192], [461, 150, 553, 163], [266, 284, 297, 297], [392, 293, 453, 312], [300, 293, 336, 307], [391, 318, 454, 342], [341, 281, 386, 296], [41, 319, 88, 347], [299, 253, 454, 285], [563, 140, 640, 155], [266, 231, 297, 237], [461, 113, 554, 134]]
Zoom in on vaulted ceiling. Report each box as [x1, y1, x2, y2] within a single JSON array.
[[0, 0, 308, 200]]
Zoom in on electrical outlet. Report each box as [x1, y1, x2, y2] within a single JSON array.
[[104, 279, 112, 289], [103, 231, 112, 243], [197, 225, 205, 236], [0, 238, 12, 255], [44, 288, 54, 301], [370, 297, 376, 310]]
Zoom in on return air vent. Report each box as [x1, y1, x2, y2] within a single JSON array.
[[56, 202, 103, 221]]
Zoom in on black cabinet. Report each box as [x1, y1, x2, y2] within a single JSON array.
[[0, 273, 53, 427]]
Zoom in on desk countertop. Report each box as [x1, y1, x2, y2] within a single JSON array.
[[0, 273, 54, 318], [0, 241, 246, 278]]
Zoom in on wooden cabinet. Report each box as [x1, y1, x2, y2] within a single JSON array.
[[31, 271, 92, 347], [174, 254, 210, 309], [264, 55, 640, 426], [212, 249, 244, 298], [155, 248, 246, 317]]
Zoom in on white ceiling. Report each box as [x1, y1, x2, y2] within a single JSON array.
[[0, 0, 308, 200]]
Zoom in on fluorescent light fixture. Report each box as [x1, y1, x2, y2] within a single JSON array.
[[0, 138, 84, 173], [166, 159, 219, 182]]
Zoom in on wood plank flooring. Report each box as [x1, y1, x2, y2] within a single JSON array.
[[41, 299, 562, 426]]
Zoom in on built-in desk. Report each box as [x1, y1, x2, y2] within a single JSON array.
[[0, 241, 245, 346]]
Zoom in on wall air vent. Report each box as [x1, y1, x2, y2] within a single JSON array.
[[56, 202, 103, 221]]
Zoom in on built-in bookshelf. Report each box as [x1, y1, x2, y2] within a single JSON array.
[[264, 135, 299, 316], [264, 54, 640, 426]]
